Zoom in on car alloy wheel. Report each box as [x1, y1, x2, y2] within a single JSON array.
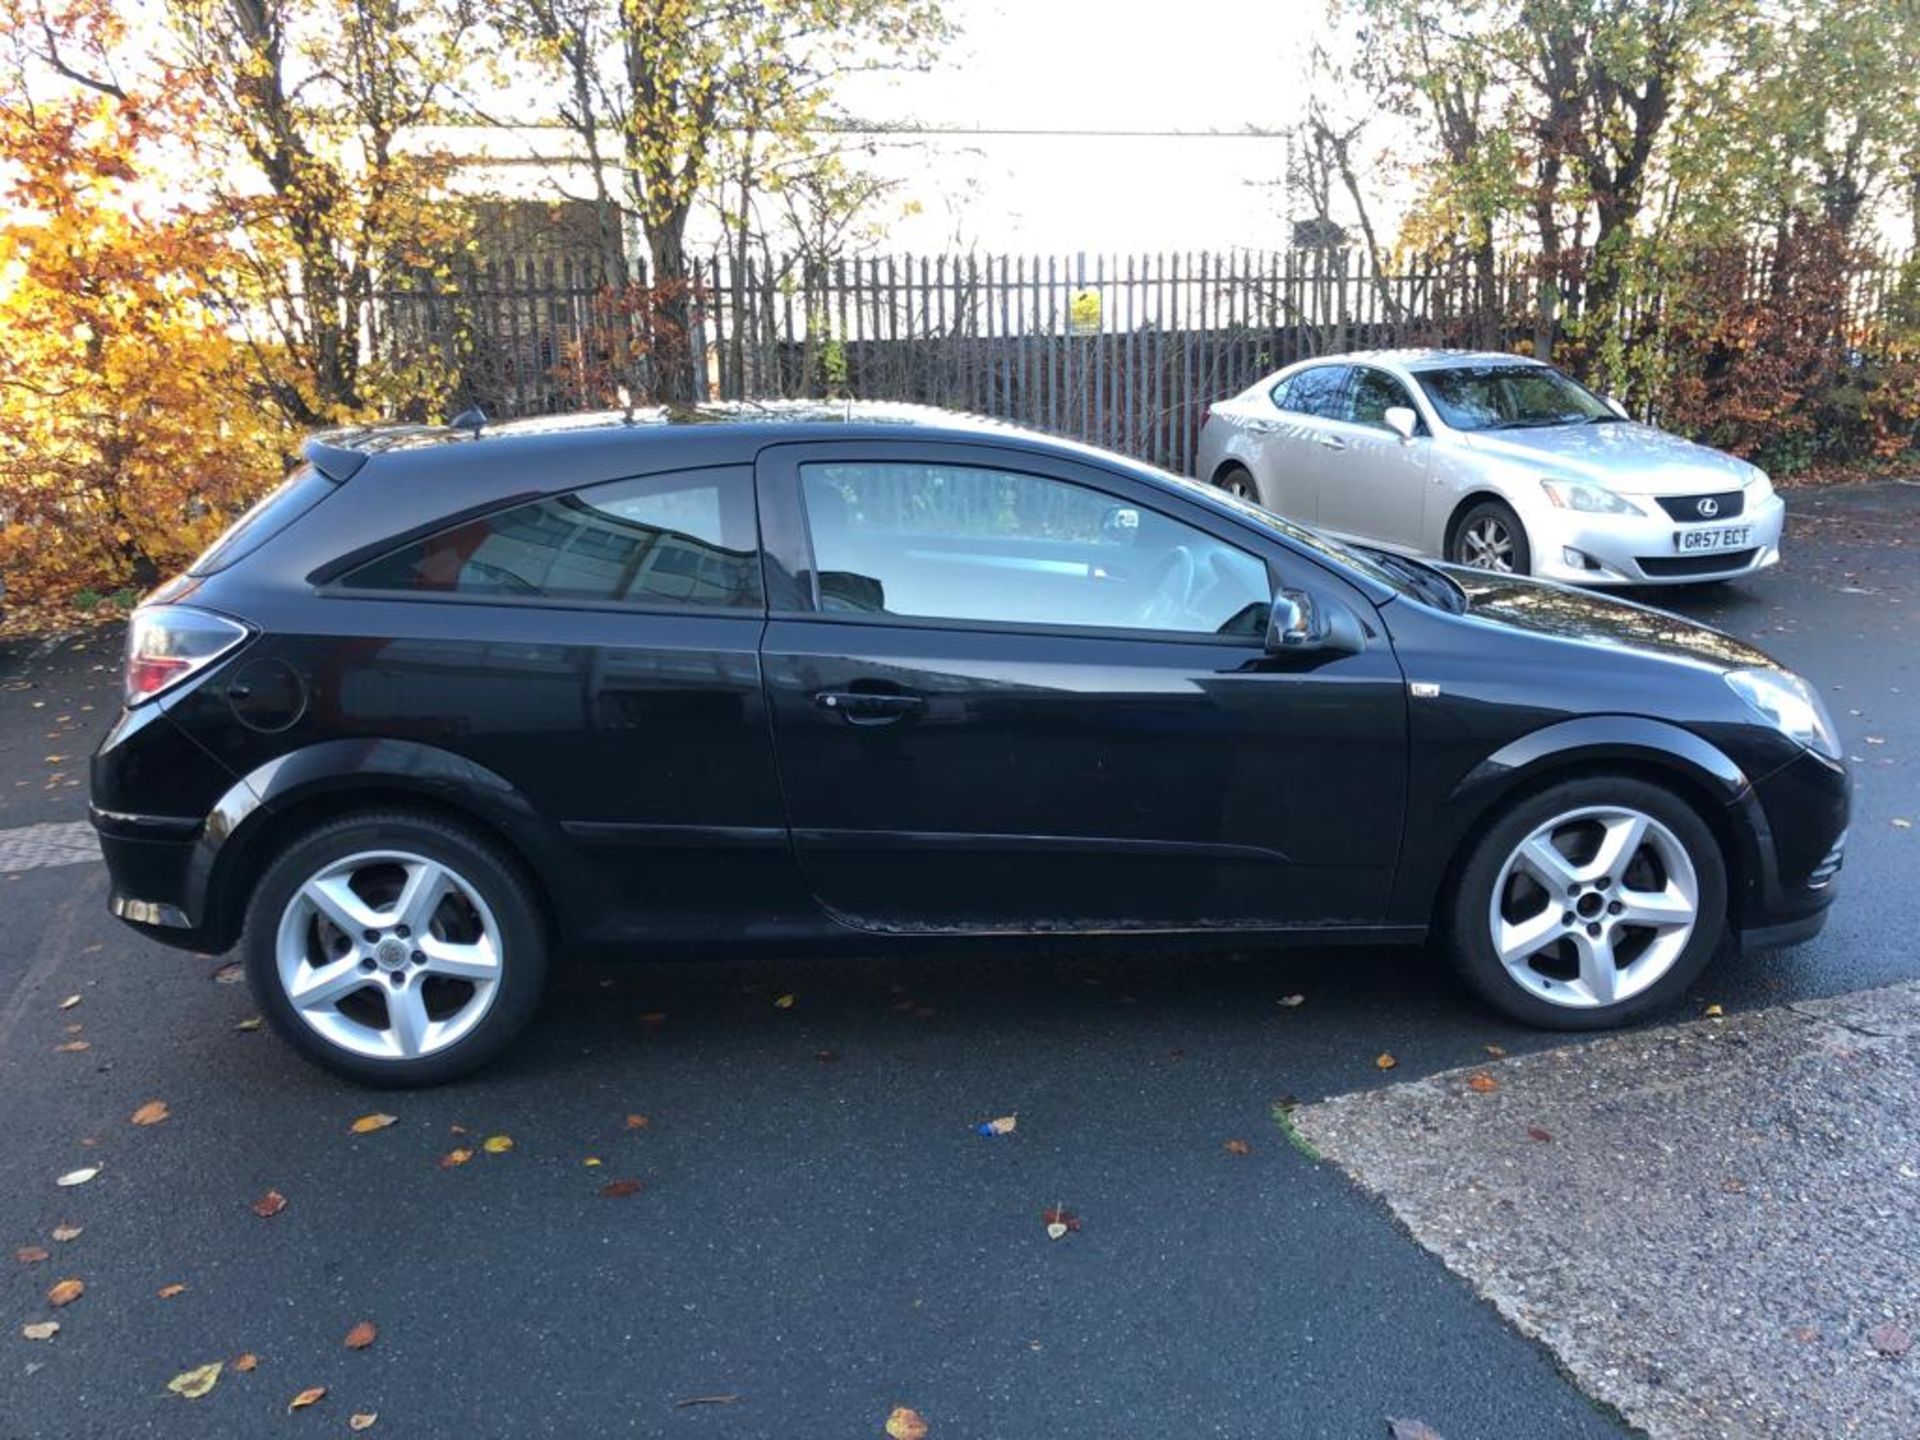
[[274, 849, 504, 1061], [1459, 515, 1517, 572], [1487, 805, 1699, 1009], [1216, 469, 1258, 502]]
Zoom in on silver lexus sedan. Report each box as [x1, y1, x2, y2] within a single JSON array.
[[1195, 349, 1784, 586]]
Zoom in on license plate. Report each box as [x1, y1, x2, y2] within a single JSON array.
[[1673, 524, 1751, 553]]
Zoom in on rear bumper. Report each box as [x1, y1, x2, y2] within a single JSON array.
[[92, 809, 220, 951]]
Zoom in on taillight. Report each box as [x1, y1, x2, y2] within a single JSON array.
[[124, 605, 250, 707]]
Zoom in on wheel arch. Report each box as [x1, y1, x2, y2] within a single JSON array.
[[1442, 489, 1522, 557], [1419, 717, 1766, 936], [191, 740, 578, 953]]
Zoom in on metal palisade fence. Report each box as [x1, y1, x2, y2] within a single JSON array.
[[382, 245, 1916, 475]]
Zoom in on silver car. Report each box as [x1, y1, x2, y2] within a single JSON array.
[[1195, 349, 1785, 586]]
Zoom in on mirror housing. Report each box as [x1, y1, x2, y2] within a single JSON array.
[[1102, 505, 1140, 540], [1605, 395, 1630, 420], [1265, 588, 1363, 657], [1382, 405, 1419, 442]]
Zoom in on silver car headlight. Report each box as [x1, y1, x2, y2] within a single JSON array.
[[1539, 478, 1645, 516], [1726, 668, 1841, 760], [1746, 468, 1775, 503]]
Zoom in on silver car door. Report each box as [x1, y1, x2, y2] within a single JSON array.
[[1257, 364, 1351, 525], [1313, 366, 1431, 549]]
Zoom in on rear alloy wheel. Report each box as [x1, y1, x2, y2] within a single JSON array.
[[1215, 466, 1260, 504], [244, 812, 547, 1085], [1449, 777, 1727, 1029], [1451, 499, 1531, 575]]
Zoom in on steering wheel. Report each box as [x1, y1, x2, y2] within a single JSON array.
[[1138, 545, 1196, 629]]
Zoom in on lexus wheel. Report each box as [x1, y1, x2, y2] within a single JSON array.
[[1215, 466, 1261, 504], [1451, 499, 1531, 575], [1448, 776, 1727, 1029], [243, 811, 548, 1085]]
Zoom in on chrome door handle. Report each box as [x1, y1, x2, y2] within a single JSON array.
[[1246, 421, 1277, 436], [814, 690, 926, 726], [1316, 434, 1347, 451]]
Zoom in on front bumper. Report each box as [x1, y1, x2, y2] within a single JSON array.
[[1528, 490, 1786, 587], [1735, 744, 1849, 951]]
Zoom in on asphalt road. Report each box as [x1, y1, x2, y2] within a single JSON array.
[[1, 481, 1913, 1439]]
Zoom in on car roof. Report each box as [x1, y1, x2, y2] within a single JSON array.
[[1288, 348, 1549, 374], [303, 400, 1028, 482]]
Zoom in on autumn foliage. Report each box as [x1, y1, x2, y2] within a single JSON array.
[[0, 0, 290, 608]]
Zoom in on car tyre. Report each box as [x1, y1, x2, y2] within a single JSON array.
[[1451, 498, 1532, 575], [1214, 465, 1261, 504], [242, 810, 549, 1086], [1447, 775, 1727, 1030]]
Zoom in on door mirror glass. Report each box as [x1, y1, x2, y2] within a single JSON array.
[[1265, 587, 1363, 656], [1383, 405, 1419, 442], [1266, 590, 1317, 649], [1102, 505, 1140, 540]]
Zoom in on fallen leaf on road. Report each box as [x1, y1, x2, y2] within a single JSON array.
[[130, 1100, 170, 1126], [57, 995, 81, 1011], [1895, 819, 1913, 830], [343, 1321, 376, 1350], [1041, 1206, 1081, 1240], [1375, 1053, 1397, 1070], [1483, 1044, 1507, 1058], [16, 1246, 49, 1263], [235, 1016, 263, 1031], [1276, 994, 1306, 1008], [287, 1386, 326, 1412], [1526, 1126, 1553, 1142], [885, 1406, 930, 1440], [211, 963, 243, 984], [583, 1156, 601, 1167], [600, 1179, 644, 1198], [1223, 1138, 1252, 1155], [1704, 1003, 1724, 1017], [773, 993, 796, 1009], [53, 1041, 89, 1053], [1869, 1322, 1912, 1358], [50, 1225, 81, 1242], [1865, 735, 1886, 745], [1466, 1073, 1499, 1094], [157, 1283, 187, 1299], [639, 1011, 668, 1030], [251, 1190, 287, 1219], [975, 1114, 1017, 1137], [349, 1113, 397, 1135], [167, 1362, 222, 1399], [1387, 1420, 1444, 1440], [1789, 1325, 1821, 1343], [673, 1395, 739, 1408], [482, 1135, 513, 1154], [448, 1124, 467, 1135], [350, 1414, 377, 1432], [624, 1114, 650, 1131], [47, 1278, 83, 1307], [439, 1148, 473, 1169], [816, 1049, 839, 1063], [231, 1353, 258, 1372], [21, 1321, 58, 1341]]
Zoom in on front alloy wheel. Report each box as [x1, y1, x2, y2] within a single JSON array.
[[1448, 777, 1727, 1029], [1451, 499, 1532, 576], [245, 812, 547, 1085]]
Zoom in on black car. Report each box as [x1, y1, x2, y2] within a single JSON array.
[[92, 404, 1848, 1084]]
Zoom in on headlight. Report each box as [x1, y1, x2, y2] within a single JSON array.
[[1746, 468, 1775, 502], [1539, 478, 1645, 516], [1726, 668, 1841, 760]]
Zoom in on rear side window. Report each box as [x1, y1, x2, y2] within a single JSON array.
[[190, 466, 337, 575], [340, 468, 761, 609], [1275, 365, 1350, 419]]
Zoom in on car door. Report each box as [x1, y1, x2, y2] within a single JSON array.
[[755, 440, 1409, 935], [1251, 364, 1352, 523], [1312, 366, 1433, 550]]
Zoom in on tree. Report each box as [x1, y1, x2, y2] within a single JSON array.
[[504, 0, 948, 402], [0, 0, 289, 603], [161, 0, 482, 425]]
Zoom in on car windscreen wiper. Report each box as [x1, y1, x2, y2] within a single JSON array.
[[1356, 548, 1465, 612]]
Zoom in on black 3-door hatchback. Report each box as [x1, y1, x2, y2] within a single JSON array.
[[92, 405, 1849, 1084]]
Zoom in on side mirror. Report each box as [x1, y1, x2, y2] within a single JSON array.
[[1265, 588, 1363, 656], [1605, 395, 1630, 420], [1383, 405, 1419, 442], [1102, 505, 1140, 540]]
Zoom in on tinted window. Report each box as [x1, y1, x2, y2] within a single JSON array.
[[800, 462, 1270, 638], [342, 469, 760, 608], [190, 466, 336, 575], [1347, 368, 1420, 430], [1276, 365, 1350, 419], [1416, 365, 1614, 431]]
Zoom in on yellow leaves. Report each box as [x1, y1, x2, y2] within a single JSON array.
[[287, 1386, 327, 1412], [251, 1189, 287, 1219], [625, 1114, 651, 1131], [773, 993, 796, 1009], [129, 1099, 170, 1126], [1704, 1003, 1725, 1018], [885, 1407, 930, 1440], [231, 1352, 259, 1373], [349, 1113, 398, 1134], [1223, 1138, 1252, 1156], [439, 1147, 474, 1169], [1375, 1053, 1398, 1070], [344, 1320, 377, 1350], [47, 1277, 84, 1307], [350, 1414, 378, 1432], [55, 1167, 98, 1187], [16, 1246, 50, 1263], [157, 1283, 188, 1299], [168, 1362, 222, 1399], [50, 1225, 82, 1242], [482, 1135, 513, 1154], [21, 1321, 59, 1341], [57, 994, 81, 1010], [975, 1115, 1017, 1137], [1466, 1073, 1499, 1094]]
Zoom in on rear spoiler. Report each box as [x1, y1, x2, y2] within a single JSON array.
[[303, 435, 371, 483]]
